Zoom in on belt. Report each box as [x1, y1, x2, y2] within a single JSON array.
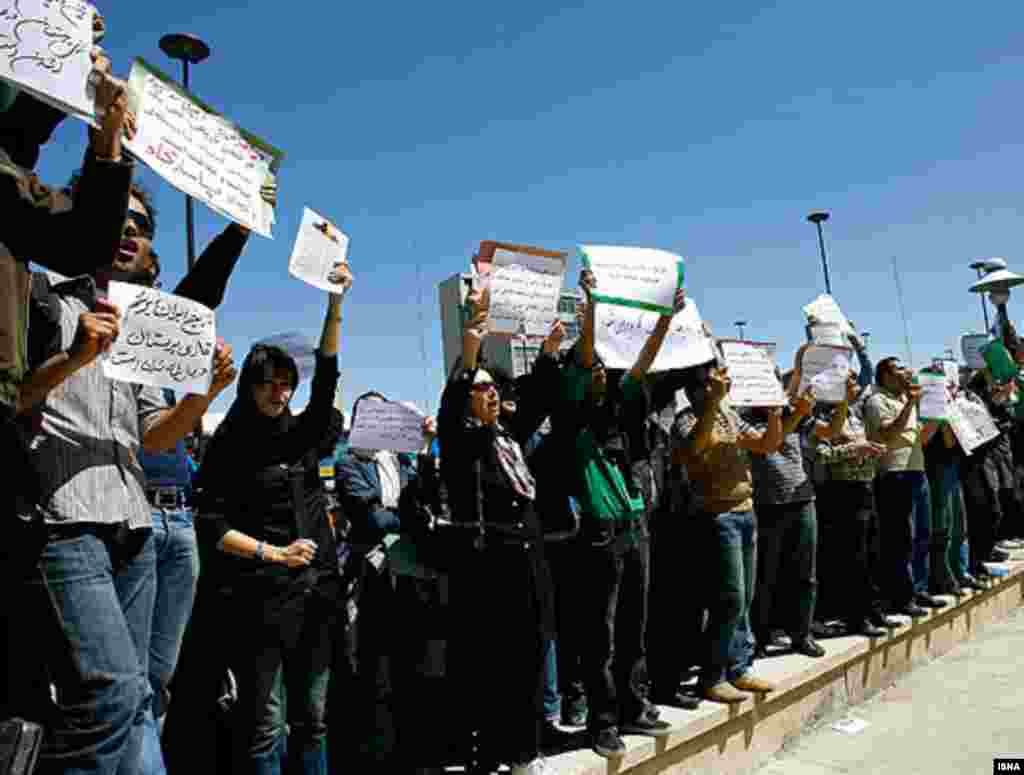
[[147, 486, 189, 510]]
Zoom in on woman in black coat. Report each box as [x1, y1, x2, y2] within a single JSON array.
[[194, 273, 350, 775], [437, 287, 562, 775]]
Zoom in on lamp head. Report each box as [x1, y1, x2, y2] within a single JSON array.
[[969, 268, 1024, 295], [807, 211, 830, 225], [159, 33, 211, 65]]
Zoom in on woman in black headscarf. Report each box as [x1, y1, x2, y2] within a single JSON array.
[[437, 287, 561, 775], [194, 271, 351, 775]]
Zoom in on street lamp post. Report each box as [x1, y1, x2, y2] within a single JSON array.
[[807, 211, 833, 296], [969, 258, 1024, 341], [159, 33, 211, 271], [734, 320, 747, 340], [968, 260, 997, 332]]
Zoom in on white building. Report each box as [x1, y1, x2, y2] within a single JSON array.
[[438, 272, 580, 378]]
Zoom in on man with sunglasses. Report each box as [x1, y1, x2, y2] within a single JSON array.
[[8, 182, 241, 774]]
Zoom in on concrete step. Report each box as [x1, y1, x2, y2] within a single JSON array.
[[540, 557, 1024, 775]]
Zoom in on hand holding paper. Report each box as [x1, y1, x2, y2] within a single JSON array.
[[68, 298, 121, 368]]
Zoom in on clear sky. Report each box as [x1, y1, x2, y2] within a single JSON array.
[[34, 0, 1024, 416]]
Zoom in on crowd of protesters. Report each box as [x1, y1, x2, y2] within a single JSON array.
[[3, 20, 1024, 775]]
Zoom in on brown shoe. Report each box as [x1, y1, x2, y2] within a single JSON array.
[[731, 674, 777, 693], [702, 681, 750, 704]]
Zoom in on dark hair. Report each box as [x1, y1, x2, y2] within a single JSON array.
[[65, 173, 159, 236], [244, 345, 299, 392], [351, 391, 388, 426], [875, 357, 900, 386]]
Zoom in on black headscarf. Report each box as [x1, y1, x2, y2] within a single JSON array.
[[195, 344, 301, 493]]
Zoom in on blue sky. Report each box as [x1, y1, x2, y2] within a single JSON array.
[[35, 0, 1024, 416]]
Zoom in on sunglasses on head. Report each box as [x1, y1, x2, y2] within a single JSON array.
[[126, 209, 154, 239]]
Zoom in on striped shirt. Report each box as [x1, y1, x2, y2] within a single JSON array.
[[22, 275, 168, 529]]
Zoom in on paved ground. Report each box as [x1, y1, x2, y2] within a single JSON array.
[[755, 604, 1024, 775]]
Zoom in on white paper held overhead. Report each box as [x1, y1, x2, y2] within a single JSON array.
[[595, 299, 715, 372], [487, 247, 567, 337], [288, 208, 350, 293], [580, 245, 684, 314], [0, 0, 95, 119], [125, 58, 282, 238]]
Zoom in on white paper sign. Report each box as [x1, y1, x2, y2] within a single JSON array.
[[803, 294, 853, 335], [946, 397, 999, 454], [348, 400, 425, 453], [0, 0, 95, 119], [287, 208, 350, 292], [942, 360, 960, 388], [595, 299, 715, 372], [798, 345, 852, 403], [125, 59, 281, 238], [809, 322, 846, 347], [487, 248, 566, 337], [580, 245, 683, 314], [831, 718, 870, 736], [961, 334, 989, 370], [102, 282, 215, 395], [917, 373, 949, 421], [255, 331, 316, 382], [720, 341, 786, 407]]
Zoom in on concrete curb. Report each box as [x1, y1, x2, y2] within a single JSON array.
[[544, 558, 1024, 775]]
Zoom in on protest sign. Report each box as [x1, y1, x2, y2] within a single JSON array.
[[798, 345, 852, 403], [580, 245, 684, 314], [254, 332, 317, 382], [809, 322, 846, 347], [917, 372, 949, 421], [486, 244, 567, 337], [595, 298, 715, 372], [719, 340, 786, 407], [947, 397, 998, 454], [348, 400, 426, 454], [803, 294, 853, 335], [961, 334, 988, 370], [288, 208, 351, 293], [103, 282, 215, 395], [126, 58, 283, 238], [0, 0, 95, 119], [942, 360, 960, 388]]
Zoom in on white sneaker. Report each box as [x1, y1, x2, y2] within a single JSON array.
[[510, 756, 552, 775]]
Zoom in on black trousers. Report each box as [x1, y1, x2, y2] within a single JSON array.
[[875, 473, 917, 608], [820, 481, 877, 624], [647, 513, 703, 696], [548, 541, 587, 716], [572, 525, 650, 732], [962, 448, 1011, 569], [752, 501, 817, 641]]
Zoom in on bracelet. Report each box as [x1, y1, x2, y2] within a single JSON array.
[[255, 541, 265, 562]]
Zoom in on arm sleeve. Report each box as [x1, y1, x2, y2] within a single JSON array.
[[136, 383, 171, 434], [171, 226, 249, 309], [271, 351, 340, 464], [855, 348, 873, 389], [0, 154, 133, 276], [514, 352, 561, 443]]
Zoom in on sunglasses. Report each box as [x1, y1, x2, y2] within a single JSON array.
[[470, 381, 498, 394], [126, 209, 154, 240]]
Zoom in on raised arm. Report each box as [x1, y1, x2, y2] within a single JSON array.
[[629, 288, 687, 383], [673, 367, 728, 461], [172, 183, 277, 309], [739, 407, 784, 455], [578, 270, 596, 369]]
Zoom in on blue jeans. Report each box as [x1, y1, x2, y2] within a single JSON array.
[[542, 639, 561, 722], [140, 509, 199, 775], [700, 510, 756, 689], [27, 525, 156, 775]]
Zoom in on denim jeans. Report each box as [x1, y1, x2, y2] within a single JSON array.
[[22, 525, 156, 775], [753, 501, 817, 641], [140, 509, 199, 775], [699, 510, 756, 689], [542, 639, 561, 722]]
